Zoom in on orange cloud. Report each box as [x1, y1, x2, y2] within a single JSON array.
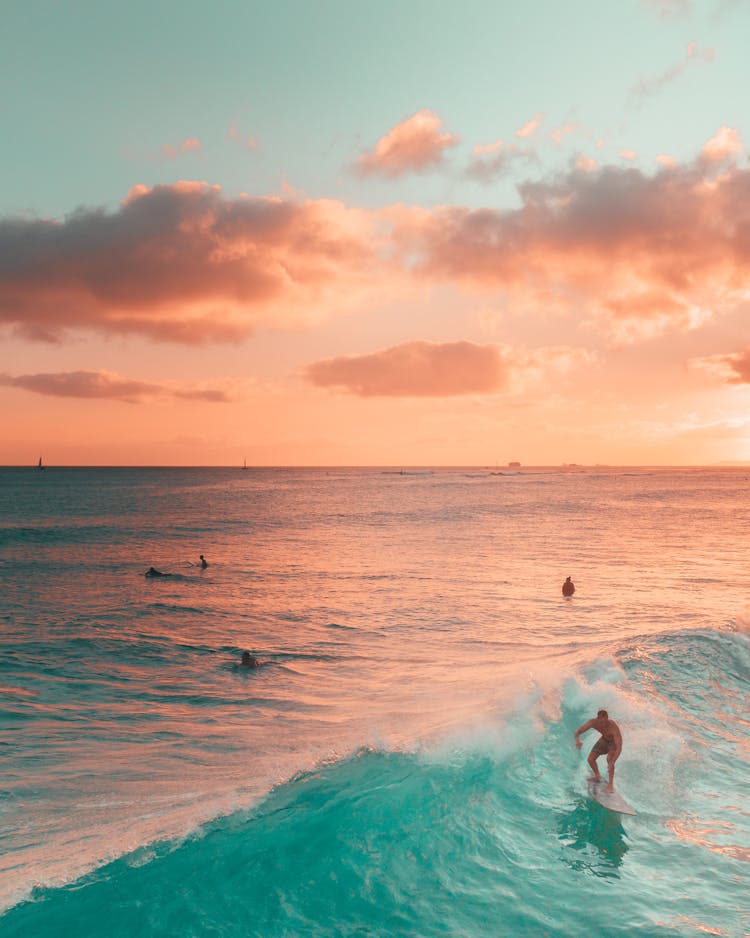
[[356, 110, 459, 177], [576, 155, 597, 172], [629, 40, 714, 104], [228, 123, 258, 150], [0, 182, 379, 343], [0, 370, 232, 402], [550, 122, 578, 145], [466, 141, 537, 182], [162, 137, 203, 159], [692, 347, 750, 384], [304, 340, 591, 398], [701, 126, 743, 164], [306, 340, 508, 396], [515, 113, 543, 139], [4, 129, 750, 349], [181, 137, 202, 153], [386, 141, 750, 339]]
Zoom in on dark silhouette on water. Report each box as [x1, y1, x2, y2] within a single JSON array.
[[145, 566, 166, 577], [241, 651, 260, 668], [562, 576, 575, 597], [199, 554, 208, 569]]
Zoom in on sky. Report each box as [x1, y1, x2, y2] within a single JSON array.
[[2, 0, 750, 466]]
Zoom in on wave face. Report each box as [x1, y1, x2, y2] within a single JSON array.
[[3, 627, 748, 938]]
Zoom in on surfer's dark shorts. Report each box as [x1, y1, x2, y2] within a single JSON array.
[[591, 736, 611, 756]]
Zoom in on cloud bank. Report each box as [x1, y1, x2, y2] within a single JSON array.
[[0, 181, 376, 343], [0, 369, 231, 403], [387, 130, 750, 339], [2, 127, 749, 346]]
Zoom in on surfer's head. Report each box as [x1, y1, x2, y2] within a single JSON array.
[[597, 709, 609, 720], [241, 651, 259, 667]]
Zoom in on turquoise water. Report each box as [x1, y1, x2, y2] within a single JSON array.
[[1, 467, 748, 936]]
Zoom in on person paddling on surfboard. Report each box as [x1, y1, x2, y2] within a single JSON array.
[[574, 709, 622, 793]]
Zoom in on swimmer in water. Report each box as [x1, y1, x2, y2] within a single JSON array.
[[200, 554, 208, 569], [145, 566, 165, 577], [562, 576, 575, 597], [241, 651, 260, 668]]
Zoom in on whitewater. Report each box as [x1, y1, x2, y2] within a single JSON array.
[[0, 466, 748, 936]]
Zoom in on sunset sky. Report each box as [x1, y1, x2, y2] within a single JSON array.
[[2, 0, 750, 466]]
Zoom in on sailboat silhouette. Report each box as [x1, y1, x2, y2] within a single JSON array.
[[37, 456, 44, 470]]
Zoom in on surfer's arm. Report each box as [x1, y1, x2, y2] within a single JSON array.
[[574, 720, 594, 749]]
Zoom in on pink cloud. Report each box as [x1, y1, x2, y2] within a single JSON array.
[[0, 370, 231, 403], [576, 156, 597, 172], [515, 113, 543, 139], [4, 129, 750, 348], [385, 141, 750, 338], [306, 341, 509, 397], [629, 40, 714, 104], [701, 125, 743, 164], [0, 182, 379, 343], [550, 123, 578, 145], [466, 141, 537, 183], [305, 341, 592, 398], [162, 138, 203, 159], [692, 347, 750, 384], [228, 123, 259, 150], [356, 110, 459, 177], [619, 149, 638, 161]]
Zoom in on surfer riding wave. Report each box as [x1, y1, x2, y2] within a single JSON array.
[[574, 709, 622, 793]]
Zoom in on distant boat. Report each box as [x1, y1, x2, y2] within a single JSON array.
[[37, 457, 44, 470], [241, 459, 247, 470]]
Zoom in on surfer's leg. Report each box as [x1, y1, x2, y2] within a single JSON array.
[[587, 750, 602, 782], [604, 753, 616, 792]]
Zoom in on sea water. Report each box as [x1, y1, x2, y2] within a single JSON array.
[[0, 466, 748, 937]]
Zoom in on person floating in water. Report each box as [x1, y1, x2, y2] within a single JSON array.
[[241, 651, 260, 668], [200, 554, 208, 569], [574, 709, 622, 793], [562, 576, 575, 597], [145, 566, 165, 577]]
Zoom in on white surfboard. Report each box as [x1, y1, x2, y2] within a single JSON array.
[[588, 779, 637, 816]]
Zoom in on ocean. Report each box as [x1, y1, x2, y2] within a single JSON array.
[[0, 466, 748, 937]]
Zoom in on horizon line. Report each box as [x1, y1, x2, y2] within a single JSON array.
[[2, 462, 749, 470]]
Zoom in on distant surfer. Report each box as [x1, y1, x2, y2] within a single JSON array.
[[145, 566, 166, 577], [200, 554, 208, 569], [574, 709, 622, 793], [562, 576, 575, 597], [241, 651, 260, 668]]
